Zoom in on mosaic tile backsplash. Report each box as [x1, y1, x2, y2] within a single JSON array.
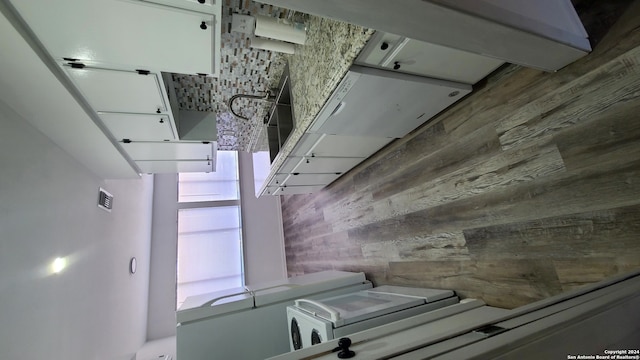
[[171, 0, 292, 151]]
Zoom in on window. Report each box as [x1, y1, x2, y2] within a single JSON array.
[[176, 151, 244, 308]]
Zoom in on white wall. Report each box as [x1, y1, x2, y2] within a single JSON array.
[[146, 174, 179, 341], [136, 336, 176, 360], [0, 99, 153, 360], [144, 152, 287, 345], [238, 150, 287, 285]]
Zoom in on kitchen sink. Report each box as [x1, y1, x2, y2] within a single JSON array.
[[266, 63, 294, 163]]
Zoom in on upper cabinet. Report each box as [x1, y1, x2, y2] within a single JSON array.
[[63, 64, 180, 142], [63, 65, 170, 114], [9, 0, 222, 75]]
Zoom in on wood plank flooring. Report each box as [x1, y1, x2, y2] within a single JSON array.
[[280, 0, 640, 309]]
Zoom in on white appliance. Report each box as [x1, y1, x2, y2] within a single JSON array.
[[176, 270, 373, 360], [268, 271, 640, 360], [307, 65, 472, 139], [287, 285, 459, 351]]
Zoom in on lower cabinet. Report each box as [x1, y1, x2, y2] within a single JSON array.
[[284, 173, 342, 186], [292, 156, 365, 174], [271, 185, 326, 195], [355, 31, 504, 84], [258, 133, 393, 196]]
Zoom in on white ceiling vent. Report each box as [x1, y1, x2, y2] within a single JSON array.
[[98, 188, 113, 212]]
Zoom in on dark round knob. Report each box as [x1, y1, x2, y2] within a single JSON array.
[[393, 61, 401, 70], [198, 0, 205, 3], [380, 42, 389, 50], [337, 338, 355, 359], [156, 108, 161, 114], [338, 338, 351, 348], [200, 21, 207, 30], [159, 119, 164, 124]]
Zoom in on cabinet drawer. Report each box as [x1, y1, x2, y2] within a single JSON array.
[[356, 31, 504, 84], [292, 157, 364, 174], [273, 185, 325, 195], [269, 173, 290, 187], [284, 173, 341, 186], [100, 112, 176, 142], [307, 134, 392, 158], [122, 141, 215, 161], [136, 160, 214, 173], [281, 156, 302, 174]]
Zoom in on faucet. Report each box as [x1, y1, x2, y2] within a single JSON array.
[[228, 90, 277, 121]]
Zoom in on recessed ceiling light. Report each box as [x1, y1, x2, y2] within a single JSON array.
[[52, 257, 67, 274]]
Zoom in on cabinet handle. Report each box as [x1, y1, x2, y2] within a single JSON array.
[[159, 119, 164, 124], [380, 42, 389, 50], [200, 21, 207, 30], [156, 108, 161, 114], [393, 61, 401, 70], [198, 0, 205, 3]]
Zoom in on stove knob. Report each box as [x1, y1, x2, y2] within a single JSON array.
[[336, 337, 355, 359]]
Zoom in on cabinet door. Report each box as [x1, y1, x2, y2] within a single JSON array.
[[122, 141, 214, 161], [11, 0, 218, 75], [293, 157, 364, 174], [380, 39, 504, 84], [307, 134, 392, 158], [284, 173, 341, 186], [270, 173, 290, 187], [140, 0, 221, 15], [64, 66, 168, 114], [100, 113, 176, 141], [273, 185, 325, 195], [136, 160, 214, 173], [357, 31, 503, 84]]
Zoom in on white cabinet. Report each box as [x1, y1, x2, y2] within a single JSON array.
[[293, 134, 392, 158], [122, 141, 214, 161], [64, 65, 180, 142], [10, 0, 221, 75], [284, 173, 342, 186], [99, 113, 176, 141], [140, 0, 221, 15], [123, 141, 217, 173], [136, 160, 214, 173], [309, 65, 472, 139], [272, 185, 326, 195], [292, 157, 364, 174], [258, 115, 395, 197], [64, 66, 169, 114], [356, 31, 504, 84]]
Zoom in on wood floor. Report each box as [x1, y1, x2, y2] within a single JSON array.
[[280, 0, 640, 309]]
